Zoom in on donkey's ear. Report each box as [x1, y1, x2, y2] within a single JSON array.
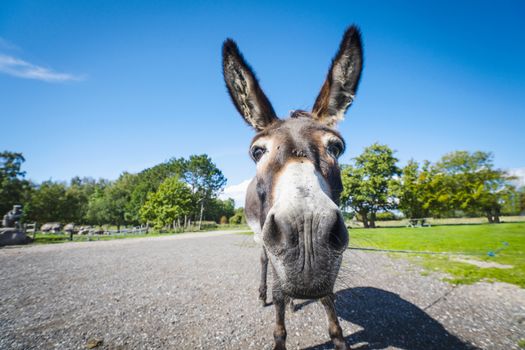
[[312, 26, 363, 127], [222, 39, 278, 131]]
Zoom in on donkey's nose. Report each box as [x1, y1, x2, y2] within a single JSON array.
[[262, 209, 348, 253], [323, 210, 349, 251], [262, 213, 292, 251]]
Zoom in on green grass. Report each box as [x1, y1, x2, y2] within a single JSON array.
[[32, 225, 252, 245], [350, 223, 525, 288], [32, 232, 168, 244]]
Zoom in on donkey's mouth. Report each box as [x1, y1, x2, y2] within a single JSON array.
[[262, 210, 348, 298], [268, 246, 345, 298]]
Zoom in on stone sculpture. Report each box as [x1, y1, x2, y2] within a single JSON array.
[[0, 205, 32, 246]]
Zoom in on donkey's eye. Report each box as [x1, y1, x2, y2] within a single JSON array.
[[327, 140, 344, 159], [251, 146, 266, 162]]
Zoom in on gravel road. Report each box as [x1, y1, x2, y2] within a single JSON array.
[[1, 231, 524, 350]]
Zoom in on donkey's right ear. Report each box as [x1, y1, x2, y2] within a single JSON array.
[[222, 39, 278, 131]]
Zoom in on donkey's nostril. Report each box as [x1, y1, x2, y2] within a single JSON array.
[[327, 212, 349, 251], [263, 214, 285, 249]]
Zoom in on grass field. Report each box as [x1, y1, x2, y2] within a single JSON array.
[[347, 215, 525, 228], [32, 232, 167, 244], [350, 223, 525, 288], [31, 225, 252, 244]]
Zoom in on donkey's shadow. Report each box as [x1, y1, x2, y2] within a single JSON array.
[[302, 287, 477, 350]]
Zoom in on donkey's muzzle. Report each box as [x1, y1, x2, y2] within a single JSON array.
[[262, 208, 348, 255], [261, 208, 348, 298]]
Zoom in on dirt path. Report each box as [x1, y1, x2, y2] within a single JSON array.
[[1, 232, 524, 349]]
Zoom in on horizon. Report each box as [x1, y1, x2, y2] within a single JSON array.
[[1, 1, 524, 201]]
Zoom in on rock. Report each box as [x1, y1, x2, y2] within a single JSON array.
[[64, 223, 77, 233], [41, 222, 62, 233], [78, 226, 92, 235], [86, 338, 103, 348], [89, 227, 104, 235], [0, 228, 33, 246]]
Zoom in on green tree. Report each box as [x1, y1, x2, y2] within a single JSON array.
[[500, 186, 523, 216], [0, 151, 31, 215], [205, 198, 235, 223], [62, 177, 104, 224], [103, 173, 137, 230], [520, 187, 525, 215], [393, 160, 435, 219], [433, 151, 515, 223], [183, 155, 227, 226], [25, 181, 68, 223], [85, 184, 110, 225], [128, 158, 187, 224], [139, 177, 193, 229], [340, 143, 400, 228], [83, 174, 136, 229]]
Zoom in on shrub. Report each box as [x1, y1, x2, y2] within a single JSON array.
[[375, 212, 398, 221]]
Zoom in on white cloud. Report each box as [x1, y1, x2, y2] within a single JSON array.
[[508, 167, 525, 188], [219, 178, 251, 208], [0, 54, 83, 82]]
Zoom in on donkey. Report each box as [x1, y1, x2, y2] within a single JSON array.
[[222, 26, 363, 350]]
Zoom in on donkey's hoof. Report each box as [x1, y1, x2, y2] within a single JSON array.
[[259, 290, 267, 306], [333, 340, 348, 350]]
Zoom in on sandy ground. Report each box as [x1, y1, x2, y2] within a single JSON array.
[[1, 231, 524, 349]]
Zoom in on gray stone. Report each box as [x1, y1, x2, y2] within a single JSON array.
[[41, 222, 62, 233], [64, 223, 77, 233], [0, 205, 32, 246], [0, 228, 32, 246]]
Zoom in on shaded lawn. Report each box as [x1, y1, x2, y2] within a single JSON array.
[[350, 223, 525, 288]]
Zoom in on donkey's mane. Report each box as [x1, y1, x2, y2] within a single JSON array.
[[290, 110, 313, 119]]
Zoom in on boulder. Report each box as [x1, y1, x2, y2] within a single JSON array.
[[64, 223, 77, 233], [0, 228, 33, 246], [41, 222, 62, 233], [78, 226, 92, 235], [89, 227, 104, 235]]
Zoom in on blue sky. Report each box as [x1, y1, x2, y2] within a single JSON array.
[[1, 1, 524, 195]]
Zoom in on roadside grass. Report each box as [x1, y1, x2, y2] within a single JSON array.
[[32, 232, 167, 244], [350, 223, 525, 288], [347, 215, 525, 228], [206, 224, 250, 231], [32, 226, 252, 245]]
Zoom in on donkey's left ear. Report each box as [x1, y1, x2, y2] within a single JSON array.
[[222, 39, 278, 131], [312, 26, 363, 127]]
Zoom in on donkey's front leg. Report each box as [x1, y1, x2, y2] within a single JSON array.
[[320, 294, 347, 350], [259, 247, 269, 305], [272, 288, 287, 350]]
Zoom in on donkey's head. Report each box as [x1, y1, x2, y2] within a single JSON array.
[[223, 27, 363, 299]]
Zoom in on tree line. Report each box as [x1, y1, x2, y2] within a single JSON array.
[[0, 152, 237, 230], [340, 144, 524, 228], [2, 146, 523, 231]]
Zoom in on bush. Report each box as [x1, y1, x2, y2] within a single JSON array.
[[375, 212, 398, 221], [229, 213, 243, 225], [229, 207, 246, 225]]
